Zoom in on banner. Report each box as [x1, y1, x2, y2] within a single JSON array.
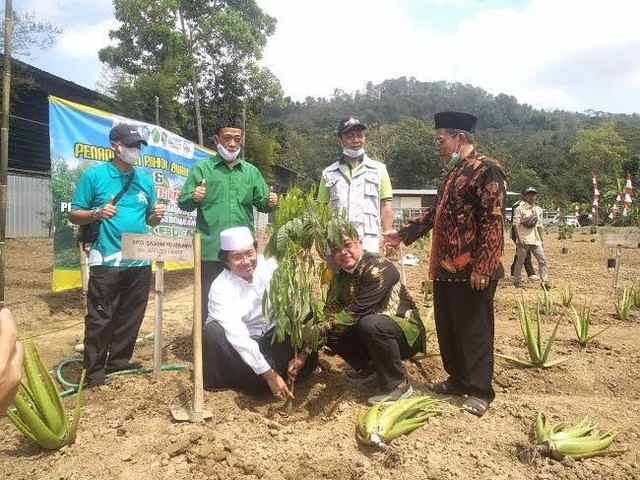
[[50, 96, 213, 291]]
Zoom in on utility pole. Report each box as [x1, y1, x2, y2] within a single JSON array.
[[0, 0, 14, 308]]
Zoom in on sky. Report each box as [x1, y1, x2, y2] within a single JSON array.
[[15, 0, 640, 115]]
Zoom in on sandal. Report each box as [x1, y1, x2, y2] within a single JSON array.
[[462, 396, 489, 417], [426, 379, 464, 396]]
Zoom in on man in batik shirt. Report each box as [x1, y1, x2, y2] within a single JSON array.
[[287, 231, 425, 406], [384, 111, 506, 417]]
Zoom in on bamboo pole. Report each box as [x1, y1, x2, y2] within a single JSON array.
[[0, 0, 14, 308]]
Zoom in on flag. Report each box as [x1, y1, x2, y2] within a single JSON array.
[[609, 193, 621, 220], [622, 172, 633, 216], [591, 173, 600, 214]]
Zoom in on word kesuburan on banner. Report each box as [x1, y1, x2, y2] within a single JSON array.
[[49, 95, 214, 292]]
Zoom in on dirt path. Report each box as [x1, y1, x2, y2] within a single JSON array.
[[1, 229, 639, 480]]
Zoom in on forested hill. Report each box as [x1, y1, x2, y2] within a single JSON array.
[[263, 77, 640, 211]]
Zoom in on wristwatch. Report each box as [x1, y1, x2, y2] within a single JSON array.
[[91, 207, 102, 220]]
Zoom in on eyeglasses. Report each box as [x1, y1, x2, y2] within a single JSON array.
[[330, 240, 356, 255], [228, 249, 257, 263], [434, 135, 455, 146]]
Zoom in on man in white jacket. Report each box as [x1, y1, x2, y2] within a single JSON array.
[[202, 226, 316, 399], [317, 117, 394, 253]]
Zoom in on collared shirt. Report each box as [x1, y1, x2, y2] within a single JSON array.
[[206, 255, 278, 375], [317, 154, 393, 253], [514, 202, 544, 245], [178, 154, 273, 261], [71, 162, 156, 267], [398, 149, 506, 281], [325, 252, 424, 349]]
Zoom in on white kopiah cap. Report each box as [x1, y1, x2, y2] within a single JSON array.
[[220, 226, 254, 251]]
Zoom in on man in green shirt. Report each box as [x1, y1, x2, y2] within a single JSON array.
[[178, 114, 277, 318]]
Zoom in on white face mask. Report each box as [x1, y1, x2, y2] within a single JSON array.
[[217, 143, 241, 162], [342, 147, 364, 158], [119, 146, 140, 165]]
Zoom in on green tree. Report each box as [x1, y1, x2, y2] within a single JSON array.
[[569, 120, 628, 201], [366, 118, 441, 189], [100, 0, 282, 147]]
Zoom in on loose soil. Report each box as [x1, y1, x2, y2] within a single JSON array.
[[1, 229, 639, 480]]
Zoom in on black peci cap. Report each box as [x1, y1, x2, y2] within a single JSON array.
[[434, 111, 478, 133]]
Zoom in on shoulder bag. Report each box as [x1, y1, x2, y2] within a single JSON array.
[[78, 171, 135, 244]]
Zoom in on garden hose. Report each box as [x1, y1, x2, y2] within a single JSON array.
[[55, 357, 186, 395]]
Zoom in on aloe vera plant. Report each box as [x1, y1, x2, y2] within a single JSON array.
[[7, 340, 86, 449], [614, 288, 633, 320], [533, 412, 626, 460], [570, 300, 611, 346], [537, 283, 555, 315], [560, 284, 574, 308], [356, 396, 451, 449], [631, 282, 640, 309], [497, 296, 568, 368]]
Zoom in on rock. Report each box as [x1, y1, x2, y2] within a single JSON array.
[[266, 420, 281, 431], [225, 453, 238, 467], [212, 451, 227, 462], [167, 438, 191, 457], [196, 444, 215, 458]]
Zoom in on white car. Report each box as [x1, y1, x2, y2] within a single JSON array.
[[560, 215, 579, 227], [542, 212, 559, 226]]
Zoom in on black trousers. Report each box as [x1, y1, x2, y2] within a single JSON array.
[[326, 314, 423, 391], [510, 250, 534, 277], [433, 280, 496, 402], [202, 321, 318, 394], [201, 261, 225, 323], [84, 265, 151, 385]]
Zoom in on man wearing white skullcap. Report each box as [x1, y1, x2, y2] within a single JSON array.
[[202, 226, 317, 398]]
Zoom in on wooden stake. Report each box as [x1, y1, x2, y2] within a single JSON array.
[[153, 260, 164, 373], [191, 233, 204, 421], [79, 243, 90, 315]]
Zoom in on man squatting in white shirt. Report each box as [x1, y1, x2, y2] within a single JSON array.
[[202, 226, 318, 399]]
